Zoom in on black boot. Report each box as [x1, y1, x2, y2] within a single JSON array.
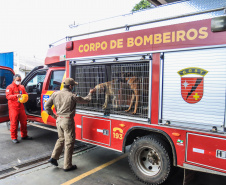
[[12, 139, 19, 144], [64, 165, 77, 172], [21, 136, 33, 140], [48, 158, 58, 166]]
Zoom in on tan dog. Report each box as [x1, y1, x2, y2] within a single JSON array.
[[121, 73, 140, 115], [94, 80, 118, 110]]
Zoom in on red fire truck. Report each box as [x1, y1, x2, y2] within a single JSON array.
[[1, 0, 226, 184]]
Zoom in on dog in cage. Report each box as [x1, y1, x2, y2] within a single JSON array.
[[120, 72, 140, 115], [94, 80, 118, 110]]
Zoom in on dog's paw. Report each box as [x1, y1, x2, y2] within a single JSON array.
[[132, 112, 136, 115], [102, 105, 107, 109], [125, 109, 129, 112]]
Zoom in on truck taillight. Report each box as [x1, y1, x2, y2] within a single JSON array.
[[66, 41, 73, 51]]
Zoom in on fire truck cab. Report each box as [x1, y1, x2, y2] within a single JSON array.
[[20, 65, 65, 125], [1, 0, 226, 184]]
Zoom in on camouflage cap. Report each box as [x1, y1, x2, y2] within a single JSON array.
[[64, 78, 78, 86]]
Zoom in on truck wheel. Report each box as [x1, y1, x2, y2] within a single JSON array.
[[128, 135, 172, 185]]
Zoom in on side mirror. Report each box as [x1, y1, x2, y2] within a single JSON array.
[[37, 82, 43, 94]]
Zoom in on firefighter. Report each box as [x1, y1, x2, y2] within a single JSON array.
[[6, 74, 32, 144], [45, 78, 94, 172]]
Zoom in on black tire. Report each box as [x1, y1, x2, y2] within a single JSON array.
[[128, 135, 172, 185]]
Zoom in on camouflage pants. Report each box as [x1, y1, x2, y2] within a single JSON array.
[[51, 117, 75, 169]]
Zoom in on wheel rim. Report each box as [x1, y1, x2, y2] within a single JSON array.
[[135, 146, 161, 176]]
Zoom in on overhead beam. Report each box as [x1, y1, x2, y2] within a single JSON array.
[[147, 0, 162, 6], [148, 0, 179, 6], [158, 0, 168, 4]]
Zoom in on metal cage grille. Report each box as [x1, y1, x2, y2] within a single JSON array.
[[73, 62, 149, 119]]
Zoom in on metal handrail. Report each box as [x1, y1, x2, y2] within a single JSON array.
[[67, 7, 225, 39], [49, 6, 225, 47]]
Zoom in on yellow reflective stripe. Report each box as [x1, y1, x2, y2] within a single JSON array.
[[41, 111, 49, 124], [60, 72, 66, 90], [45, 91, 54, 95]]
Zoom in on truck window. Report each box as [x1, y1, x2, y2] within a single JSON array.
[[72, 62, 149, 119], [0, 69, 14, 89], [48, 70, 65, 90], [26, 72, 46, 92]]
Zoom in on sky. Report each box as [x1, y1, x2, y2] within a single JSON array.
[[0, 0, 140, 60]]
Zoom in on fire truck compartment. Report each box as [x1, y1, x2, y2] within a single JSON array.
[[161, 47, 226, 132], [82, 116, 111, 145], [186, 133, 226, 172], [71, 61, 150, 120]]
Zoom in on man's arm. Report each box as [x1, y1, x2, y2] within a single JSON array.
[[74, 89, 95, 104], [6, 86, 18, 101], [74, 93, 92, 104], [21, 85, 28, 95], [44, 95, 57, 119]]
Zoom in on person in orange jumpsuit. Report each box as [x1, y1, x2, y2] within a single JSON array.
[[6, 74, 32, 144]]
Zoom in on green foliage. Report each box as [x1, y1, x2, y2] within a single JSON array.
[[132, 0, 154, 12]]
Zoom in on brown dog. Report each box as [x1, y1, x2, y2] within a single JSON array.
[[94, 80, 118, 110], [121, 73, 140, 114]]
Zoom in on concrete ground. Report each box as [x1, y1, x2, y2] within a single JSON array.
[[1, 122, 226, 185], [0, 122, 58, 171], [0, 146, 184, 185]]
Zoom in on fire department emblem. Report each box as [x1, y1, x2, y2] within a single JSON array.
[[178, 67, 208, 104]]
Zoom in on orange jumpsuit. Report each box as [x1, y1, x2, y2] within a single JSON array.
[[6, 82, 28, 140]]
